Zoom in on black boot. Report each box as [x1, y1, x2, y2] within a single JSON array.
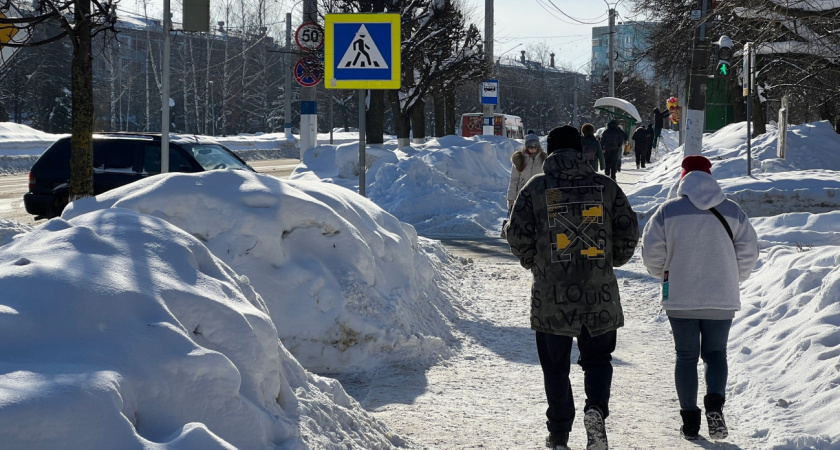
[[545, 431, 570, 449], [704, 393, 729, 439], [679, 409, 701, 440]]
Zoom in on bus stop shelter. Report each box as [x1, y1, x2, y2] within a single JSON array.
[[594, 97, 643, 154]]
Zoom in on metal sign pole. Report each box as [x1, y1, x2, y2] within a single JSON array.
[[745, 44, 753, 176], [359, 89, 366, 196], [161, 0, 171, 172]]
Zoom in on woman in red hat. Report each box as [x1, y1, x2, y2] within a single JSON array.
[[641, 155, 759, 441]]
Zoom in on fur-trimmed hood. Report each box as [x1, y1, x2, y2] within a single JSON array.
[[511, 148, 547, 172]]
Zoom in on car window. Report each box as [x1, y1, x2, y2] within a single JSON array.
[[94, 140, 141, 173], [182, 144, 250, 171], [142, 144, 197, 174]]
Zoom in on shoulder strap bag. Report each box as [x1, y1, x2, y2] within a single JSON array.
[[709, 207, 734, 243]]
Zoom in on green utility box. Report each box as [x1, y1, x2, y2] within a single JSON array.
[[705, 77, 734, 132]]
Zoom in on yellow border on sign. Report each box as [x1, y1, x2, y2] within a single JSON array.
[[324, 13, 401, 90]]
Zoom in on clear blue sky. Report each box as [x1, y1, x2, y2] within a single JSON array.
[[467, 0, 635, 74], [118, 0, 634, 76]]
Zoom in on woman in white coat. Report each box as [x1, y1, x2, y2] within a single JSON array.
[[506, 133, 547, 211], [641, 155, 759, 442]]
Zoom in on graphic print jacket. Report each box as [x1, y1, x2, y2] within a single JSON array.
[[505, 149, 639, 337]]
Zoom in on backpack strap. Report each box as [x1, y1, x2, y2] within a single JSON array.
[[709, 207, 734, 242]]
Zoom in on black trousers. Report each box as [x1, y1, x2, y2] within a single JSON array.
[[604, 150, 619, 179], [634, 148, 646, 168], [536, 328, 617, 434]]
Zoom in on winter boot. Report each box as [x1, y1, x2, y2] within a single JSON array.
[[584, 407, 608, 450], [545, 431, 570, 450], [679, 409, 702, 440], [704, 393, 729, 439]]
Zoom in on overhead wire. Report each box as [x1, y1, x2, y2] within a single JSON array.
[[535, 0, 608, 25]]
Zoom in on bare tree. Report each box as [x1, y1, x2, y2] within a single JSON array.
[[2, 0, 117, 201], [630, 0, 840, 131]]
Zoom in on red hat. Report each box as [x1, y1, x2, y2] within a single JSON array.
[[680, 155, 712, 179]]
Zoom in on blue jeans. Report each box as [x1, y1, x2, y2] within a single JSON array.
[[668, 317, 732, 411], [536, 328, 617, 433]]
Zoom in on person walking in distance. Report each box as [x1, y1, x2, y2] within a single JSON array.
[[580, 123, 606, 172], [503, 133, 546, 237], [652, 107, 671, 150], [631, 125, 648, 169], [599, 120, 626, 180], [505, 125, 639, 450], [641, 155, 759, 441], [643, 124, 655, 164]]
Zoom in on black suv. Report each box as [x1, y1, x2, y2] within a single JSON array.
[[24, 133, 254, 219]]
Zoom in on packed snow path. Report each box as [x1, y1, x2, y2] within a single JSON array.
[[338, 247, 753, 449]]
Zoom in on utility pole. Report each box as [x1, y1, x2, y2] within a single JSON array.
[[608, 8, 615, 97], [285, 13, 293, 141], [299, 0, 318, 157], [160, 0, 171, 172], [683, 0, 710, 156], [573, 76, 579, 126], [482, 0, 494, 135]]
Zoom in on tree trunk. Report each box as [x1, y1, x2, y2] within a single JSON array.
[[445, 87, 455, 135], [388, 90, 411, 148], [411, 98, 426, 143], [366, 90, 385, 145], [69, 0, 95, 202], [433, 84, 445, 137]]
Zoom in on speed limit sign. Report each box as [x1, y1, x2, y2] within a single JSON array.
[[295, 22, 324, 51]]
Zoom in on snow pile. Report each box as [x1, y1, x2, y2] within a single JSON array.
[[0, 218, 32, 247], [731, 243, 840, 449], [0, 208, 402, 448], [0, 122, 64, 155], [628, 120, 840, 225], [62, 170, 462, 372], [294, 134, 519, 237]]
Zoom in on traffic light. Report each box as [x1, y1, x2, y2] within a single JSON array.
[[716, 60, 731, 77], [715, 35, 733, 78]]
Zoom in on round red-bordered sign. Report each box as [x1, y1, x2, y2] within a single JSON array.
[[293, 57, 323, 87], [295, 22, 324, 51]]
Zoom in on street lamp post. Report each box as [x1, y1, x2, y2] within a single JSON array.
[[209, 80, 215, 136]]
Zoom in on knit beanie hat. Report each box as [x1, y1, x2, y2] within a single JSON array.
[[546, 125, 583, 154], [680, 155, 712, 178], [524, 133, 541, 149]]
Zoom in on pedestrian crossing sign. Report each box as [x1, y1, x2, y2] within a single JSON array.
[[324, 13, 401, 89]]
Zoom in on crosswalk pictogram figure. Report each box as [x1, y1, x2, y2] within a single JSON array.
[[337, 24, 388, 69]]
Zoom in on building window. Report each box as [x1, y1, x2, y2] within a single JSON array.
[[592, 39, 601, 47]]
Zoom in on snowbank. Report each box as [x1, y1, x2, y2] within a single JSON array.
[[62, 170, 462, 373], [0, 208, 402, 448], [294, 134, 519, 237]]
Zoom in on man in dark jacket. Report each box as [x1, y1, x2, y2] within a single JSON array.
[[505, 125, 639, 450], [652, 108, 671, 149], [644, 124, 655, 164], [599, 120, 626, 180], [631, 125, 648, 169]]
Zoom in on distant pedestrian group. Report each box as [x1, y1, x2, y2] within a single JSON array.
[[502, 124, 759, 450]]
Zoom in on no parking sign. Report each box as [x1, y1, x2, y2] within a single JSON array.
[[294, 57, 323, 87]]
